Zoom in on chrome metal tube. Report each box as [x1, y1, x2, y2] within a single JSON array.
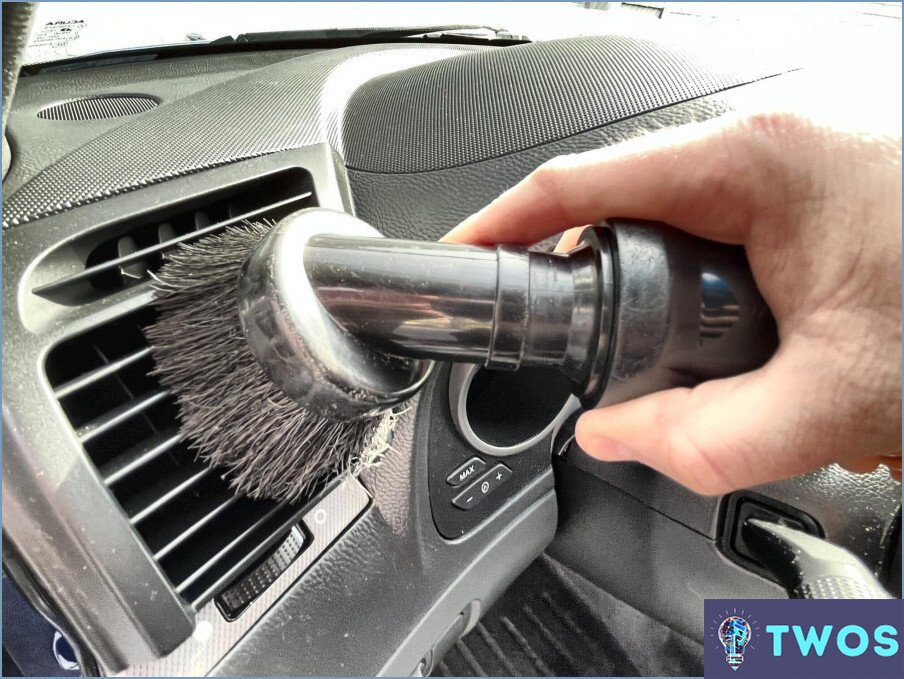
[[305, 234, 611, 385]]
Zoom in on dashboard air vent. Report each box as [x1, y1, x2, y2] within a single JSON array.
[[32, 168, 315, 305], [37, 95, 159, 121], [45, 309, 305, 609]]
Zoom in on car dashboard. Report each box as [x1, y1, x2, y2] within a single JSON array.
[[2, 33, 901, 677]]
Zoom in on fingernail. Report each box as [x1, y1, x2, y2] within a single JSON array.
[[581, 436, 636, 461]]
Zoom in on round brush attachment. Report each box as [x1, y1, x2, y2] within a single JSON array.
[[238, 209, 433, 420]]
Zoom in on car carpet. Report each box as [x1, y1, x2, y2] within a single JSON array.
[[432, 554, 703, 677]]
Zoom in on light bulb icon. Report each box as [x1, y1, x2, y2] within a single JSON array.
[[718, 616, 751, 670]]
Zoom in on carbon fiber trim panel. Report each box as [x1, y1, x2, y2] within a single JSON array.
[[113, 475, 370, 677]]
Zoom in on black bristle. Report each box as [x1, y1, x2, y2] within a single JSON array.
[[145, 222, 386, 504]]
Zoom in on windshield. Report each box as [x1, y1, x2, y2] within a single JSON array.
[[24, 2, 613, 64], [25, 1, 902, 66]]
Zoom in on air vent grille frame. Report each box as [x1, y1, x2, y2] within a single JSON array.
[[45, 307, 324, 611], [28, 168, 316, 307], [16, 145, 354, 334], [2, 144, 358, 671]]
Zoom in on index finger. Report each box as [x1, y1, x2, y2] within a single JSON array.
[[440, 114, 755, 247]]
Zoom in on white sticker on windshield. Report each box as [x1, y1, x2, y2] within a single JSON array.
[[28, 19, 87, 62]]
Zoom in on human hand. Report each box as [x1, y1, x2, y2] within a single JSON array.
[[442, 95, 902, 494]]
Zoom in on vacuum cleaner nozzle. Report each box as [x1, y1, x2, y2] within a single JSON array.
[[149, 207, 776, 502], [238, 209, 626, 419], [147, 221, 397, 503], [237, 210, 433, 420], [238, 206, 777, 422]]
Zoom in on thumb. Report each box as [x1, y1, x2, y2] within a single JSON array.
[[573, 345, 853, 495]]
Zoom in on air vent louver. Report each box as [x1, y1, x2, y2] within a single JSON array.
[[32, 168, 315, 306], [46, 308, 306, 610]]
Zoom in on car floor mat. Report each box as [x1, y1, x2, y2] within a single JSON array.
[[432, 554, 703, 677]]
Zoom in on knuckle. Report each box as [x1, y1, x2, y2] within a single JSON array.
[[667, 428, 734, 496], [528, 155, 582, 222], [727, 110, 819, 214], [738, 110, 810, 141], [656, 389, 738, 495], [530, 157, 571, 190], [537, 153, 579, 173]]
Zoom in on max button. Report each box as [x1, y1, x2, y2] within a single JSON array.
[[446, 457, 486, 487], [452, 464, 512, 510]]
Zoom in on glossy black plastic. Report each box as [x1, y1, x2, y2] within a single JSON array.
[[592, 220, 778, 408]]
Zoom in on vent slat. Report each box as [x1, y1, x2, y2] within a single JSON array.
[[158, 222, 176, 243], [173, 503, 286, 594], [153, 495, 240, 561], [116, 235, 149, 281], [75, 389, 170, 443], [128, 466, 213, 524], [47, 306, 309, 611], [53, 346, 153, 399], [32, 192, 313, 298], [100, 429, 183, 486], [194, 211, 212, 230]]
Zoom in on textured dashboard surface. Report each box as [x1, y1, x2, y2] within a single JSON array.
[[3, 35, 785, 228], [5, 32, 896, 679], [350, 93, 734, 241], [3, 50, 314, 196], [2, 44, 479, 227], [755, 465, 902, 576], [210, 389, 557, 677], [343, 35, 763, 173]]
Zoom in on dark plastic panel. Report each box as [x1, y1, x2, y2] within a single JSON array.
[[3, 35, 791, 229], [429, 364, 570, 538], [720, 491, 823, 583], [208, 396, 556, 677], [2, 44, 480, 227], [1, 144, 355, 671], [4, 50, 315, 196], [569, 455, 721, 537], [4, 33, 894, 679], [118, 476, 373, 677], [569, 445, 901, 578], [342, 35, 776, 173], [548, 459, 786, 641], [552, 449, 902, 640]]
